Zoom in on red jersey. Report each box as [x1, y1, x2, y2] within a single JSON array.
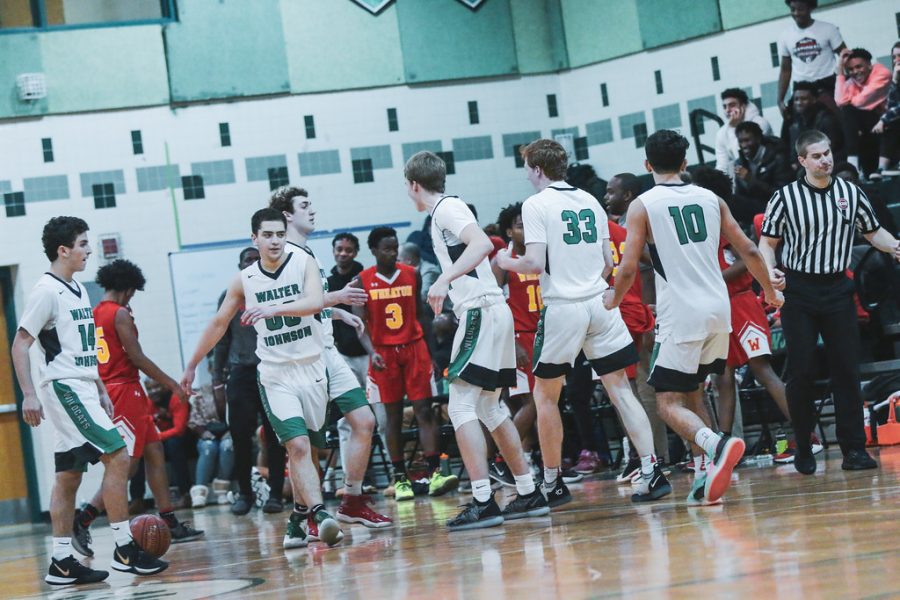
[[506, 251, 542, 332], [718, 238, 753, 297], [608, 221, 644, 306], [359, 263, 424, 346], [94, 300, 139, 385]]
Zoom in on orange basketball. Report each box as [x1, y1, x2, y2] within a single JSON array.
[[129, 514, 171, 558]]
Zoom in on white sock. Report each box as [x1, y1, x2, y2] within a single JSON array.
[[110, 520, 133, 547], [692, 455, 704, 480], [694, 428, 720, 457], [344, 480, 362, 496], [472, 479, 492, 503], [52, 537, 72, 561], [640, 454, 656, 477], [543, 467, 559, 487], [514, 473, 535, 496]]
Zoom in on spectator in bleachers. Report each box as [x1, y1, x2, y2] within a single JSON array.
[[777, 0, 846, 116], [732, 122, 794, 226], [833, 161, 898, 235], [835, 47, 892, 177], [784, 81, 845, 169], [870, 42, 900, 176], [716, 88, 773, 179], [147, 378, 192, 509], [188, 382, 233, 508]]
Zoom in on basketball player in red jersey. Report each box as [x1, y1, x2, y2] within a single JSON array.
[[73, 260, 203, 557], [357, 227, 458, 501], [491, 203, 539, 481]]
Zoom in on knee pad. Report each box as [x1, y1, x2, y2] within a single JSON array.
[[448, 383, 480, 430], [475, 391, 506, 432]]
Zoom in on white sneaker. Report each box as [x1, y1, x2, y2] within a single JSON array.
[[189, 485, 208, 508]]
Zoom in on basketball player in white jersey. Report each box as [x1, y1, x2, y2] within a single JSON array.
[[405, 151, 548, 531], [606, 130, 783, 505], [181, 208, 344, 548], [496, 139, 670, 506], [12, 217, 167, 585], [269, 187, 392, 533]]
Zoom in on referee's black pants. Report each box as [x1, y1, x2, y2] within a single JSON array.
[[781, 271, 866, 454], [226, 364, 287, 499]]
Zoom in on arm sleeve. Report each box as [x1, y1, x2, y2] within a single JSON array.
[[435, 198, 478, 239], [521, 199, 547, 245], [854, 187, 880, 234], [18, 286, 57, 339], [761, 190, 786, 238]]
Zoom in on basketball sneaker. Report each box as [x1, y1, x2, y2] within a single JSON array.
[[429, 470, 460, 496], [573, 450, 604, 474], [71, 510, 93, 558], [631, 464, 673, 503], [704, 435, 745, 503], [312, 509, 343, 547], [170, 520, 204, 543], [488, 458, 515, 488], [543, 475, 572, 508], [394, 476, 414, 502], [561, 468, 583, 484], [686, 474, 722, 507], [500, 489, 550, 520], [230, 493, 253, 516], [45, 555, 109, 586], [616, 457, 641, 484], [110, 541, 168, 575], [283, 511, 309, 549], [337, 495, 393, 528], [447, 494, 504, 531]]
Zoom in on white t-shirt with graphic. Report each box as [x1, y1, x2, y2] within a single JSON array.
[[778, 20, 843, 82]]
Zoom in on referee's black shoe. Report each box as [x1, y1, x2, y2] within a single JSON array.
[[794, 448, 816, 475], [842, 449, 877, 470]]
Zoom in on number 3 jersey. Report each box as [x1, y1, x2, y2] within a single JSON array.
[[241, 252, 324, 364], [522, 183, 610, 303], [640, 183, 730, 343], [358, 263, 424, 346], [18, 273, 99, 384]]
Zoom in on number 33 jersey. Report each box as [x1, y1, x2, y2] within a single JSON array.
[[358, 263, 424, 346], [241, 252, 324, 364], [522, 184, 611, 303], [640, 183, 730, 343]]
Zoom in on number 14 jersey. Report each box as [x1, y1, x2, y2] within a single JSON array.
[[640, 183, 730, 343], [359, 263, 423, 346]]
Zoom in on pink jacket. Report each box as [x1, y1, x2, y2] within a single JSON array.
[[835, 62, 891, 112]]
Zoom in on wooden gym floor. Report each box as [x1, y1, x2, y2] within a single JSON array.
[[3, 445, 900, 599]]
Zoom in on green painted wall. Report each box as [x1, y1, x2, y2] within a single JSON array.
[[560, 0, 642, 68], [282, 0, 404, 93], [0, 34, 47, 118], [510, 0, 569, 74], [636, 0, 721, 49], [396, 0, 518, 83], [720, 0, 787, 30], [165, 0, 290, 102], [40, 26, 169, 114]]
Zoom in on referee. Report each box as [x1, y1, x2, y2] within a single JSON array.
[[760, 130, 900, 475]]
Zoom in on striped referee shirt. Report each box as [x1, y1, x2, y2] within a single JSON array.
[[761, 176, 880, 274]]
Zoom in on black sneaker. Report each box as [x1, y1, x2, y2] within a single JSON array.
[[794, 447, 816, 475], [263, 497, 284, 514], [631, 464, 673, 503], [488, 459, 516, 488], [45, 555, 109, 585], [230, 493, 253, 516], [72, 510, 93, 558], [447, 494, 504, 531], [544, 475, 572, 508], [170, 520, 204, 543], [561, 468, 583, 484], [501, 489, 550, 520], [616, 457, 641, 484], [110, 541, 168, 575], [842, 449, 877, 471]]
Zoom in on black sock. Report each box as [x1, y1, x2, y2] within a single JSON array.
[[425, 453, 440, 472], [294, 503, 308, 515], [310, 503, 324, 515], [159, 510, 177, 528], [79, 503, 99, 526], [392, 460, 406, 478]]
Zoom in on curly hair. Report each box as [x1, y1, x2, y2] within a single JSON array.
[[690, 166, 733, 202], [496, 202, 522, 242], [269, 186, 308, 215], [96, 259, 146, 292], [42, 216, 89, 261]]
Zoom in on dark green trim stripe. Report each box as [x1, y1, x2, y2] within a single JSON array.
[[52, 381, 125, 454], [333, 387, 369, 414], [256, 372, 309, 444], [448, 308, 481, 382], [532, 307, 547, 369]]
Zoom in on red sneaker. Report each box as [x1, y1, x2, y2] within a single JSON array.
[[337, 495, 393, 529], [573, 450, 604, 474]]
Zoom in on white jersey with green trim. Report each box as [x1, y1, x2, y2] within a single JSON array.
[[18, 273, 99, 384], [522, 183, 610, 303], [242, 252, 324, 363], [285, 241, 335, 348], [640, 183, 730, 342]]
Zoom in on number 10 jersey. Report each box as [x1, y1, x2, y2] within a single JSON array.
[[241, 252, 324, 364]]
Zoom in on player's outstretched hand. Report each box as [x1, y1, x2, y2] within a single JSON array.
[[180, 368, 196, 398], [601, 288, 619, 311], [371, 352, 387, 371], [427, 276, 450, 315], [341, 311, 366, 336], [240, 305, 274, 326], [770, 268, 786, 291], [21, 392, 44, 427], [495, 246, 513, 270], [765, 288, 785, 309], [334, 282, 368, 306]]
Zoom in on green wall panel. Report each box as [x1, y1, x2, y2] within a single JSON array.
[[165, 0, 289, 102], [396, 0, 518, 83], [510, 0, 569, 74], [560, 0, 642, 68], [719, 0, 788, 30], [636, 0, 721, 49], [282, 0, 404, 93], [0, 34, 47, 118], [40, 27, 169, 114]]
